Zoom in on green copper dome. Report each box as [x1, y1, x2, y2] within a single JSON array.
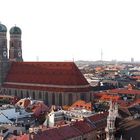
[[10, 26, 22, 34], [0, 23, 7, 32]]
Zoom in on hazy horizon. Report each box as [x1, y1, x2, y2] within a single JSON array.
[[1, 0, 140, 62]]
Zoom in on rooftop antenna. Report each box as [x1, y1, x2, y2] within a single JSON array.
[[72, 57, 74, 62]]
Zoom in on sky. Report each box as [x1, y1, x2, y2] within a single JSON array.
[[0, 0, 140, 62]]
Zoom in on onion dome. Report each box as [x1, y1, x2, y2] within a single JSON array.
[[10, 26, 22, 34], [0, 23, 7, 32]]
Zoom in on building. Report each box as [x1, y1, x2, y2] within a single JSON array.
[[43, 107, 93, 128], [0, 23, 92, 106], [105, 101, 118, 140], [6, 112, 109, 140]]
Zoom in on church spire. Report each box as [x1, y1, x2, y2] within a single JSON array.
[[9, 26, 23, 62], [0, 23, 9, 85], [105, 101, 118, 140]]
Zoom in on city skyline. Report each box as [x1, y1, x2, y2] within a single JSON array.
[[1, 0, 140, 62]]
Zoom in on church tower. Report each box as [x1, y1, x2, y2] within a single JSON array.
[[9, 26, 23, 62], [105, 101, 117, 140], [0, 23, 9, 85]]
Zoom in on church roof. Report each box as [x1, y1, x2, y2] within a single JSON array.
[[3, 62, 91, 92], [10, 26, 22, 34], [0, 23, 7, 32]]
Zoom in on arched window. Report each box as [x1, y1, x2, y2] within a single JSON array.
[[21, 91, 23, 98], [26, 91, 29, 97], [45, 92, 48, 105], [9, 90, 11, 95], [32, 91, 35, 99], [15, 90, 17, 97], [59, 93, 62, 106], [52, 93, 55, 105], [80, 93, 86, 101], [68, 93, 73, 105], [39, 92, 42, 99]]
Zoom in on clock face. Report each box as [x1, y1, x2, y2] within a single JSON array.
[[3, 51, 7, 57], [18, 51, 22, 57]]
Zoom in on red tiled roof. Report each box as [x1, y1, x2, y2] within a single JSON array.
[[3, 62, 91, 92], [88, 112, 108, 129], [109, 88, 140, 95], [88, 112, 108, 123], [13, 125, 82, 140], [8, 134, 30, 140], [70, 100, 92, 110], [95, 88, 140, 96], [72, 120, 95, 134], [16, 98, 31, 108], [56, 125, 82, 139], [33, 128, 63, 140], [117, 100, 132, 107], [32, 102, 49, 117], [100, 94, 120, 101], [131, 76, 140, 80]]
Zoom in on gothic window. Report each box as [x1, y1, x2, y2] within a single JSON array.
[[32, 91, 35, 99], [15, 90, 17, 96], [52, 93, 55, 105], [80, 93, 85, 100], [26, 91, 29, 97], [39, 92, 42, 99], [68, 93, 73, 105], [45, 92, 48, 105], [59, 93, 62, 106], [9, 90, 11, 95], [21, 91, 23, 98]]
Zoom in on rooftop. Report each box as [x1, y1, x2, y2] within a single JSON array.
[[3, 62, 91, 92]]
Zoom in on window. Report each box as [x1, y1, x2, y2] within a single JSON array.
[[32, 92, 35, 99], [9, 90, 11, 95], [80, 93, 86, 100], [52, 93, 55, 105], [39, 92, 42, 99], [45, 92, 48, 105], [21, 91, 23, 98], [68, 93, 73, 105], [15, 90, 17, 96], [26, 91, 29, 97], [59, 93, 62, 106]]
